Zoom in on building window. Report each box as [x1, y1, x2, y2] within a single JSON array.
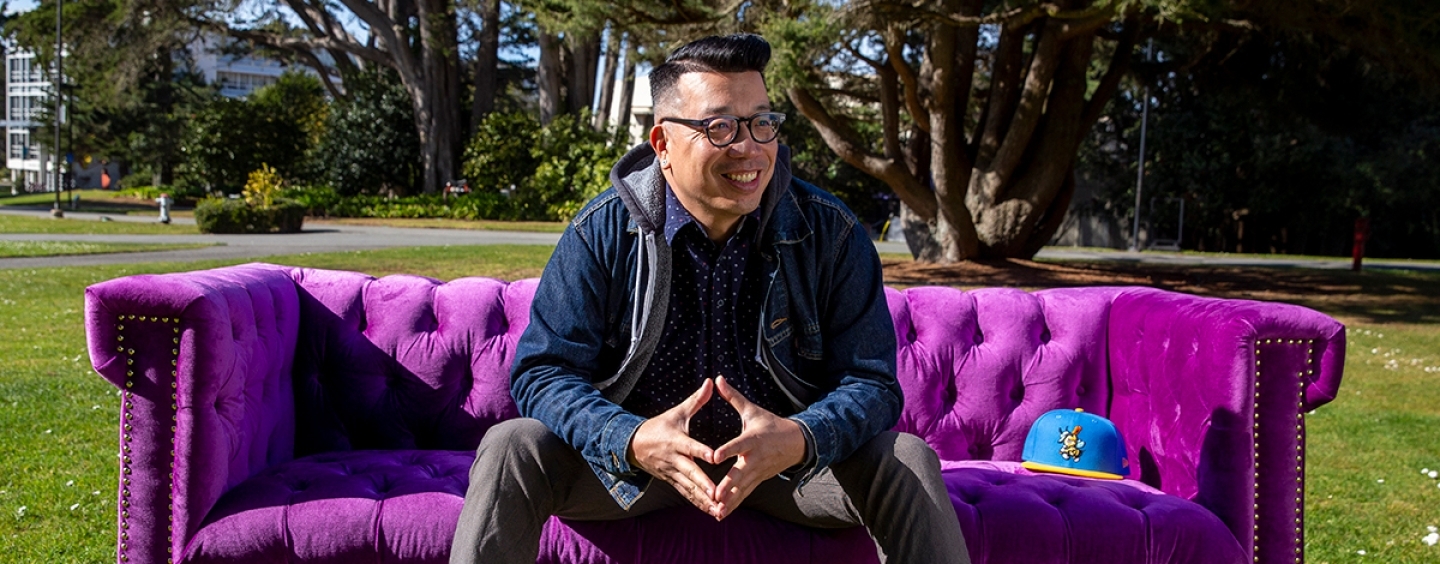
[[216, 71, 277, 95], [9, 96, 39, 121], [9, 132, 33, 159], [8, 57, 42, 83]]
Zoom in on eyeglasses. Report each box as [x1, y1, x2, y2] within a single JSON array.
[[658, 112, 786, 148]]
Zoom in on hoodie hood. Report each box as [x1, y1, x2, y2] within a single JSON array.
[[608, 142, 793, 239]]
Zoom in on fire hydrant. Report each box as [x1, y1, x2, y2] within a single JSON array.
[[1351, 217, 1370, 272], [157, 193, 173, 224]]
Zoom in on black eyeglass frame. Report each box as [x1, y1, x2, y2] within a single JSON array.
[[657, 112, 787, 148]]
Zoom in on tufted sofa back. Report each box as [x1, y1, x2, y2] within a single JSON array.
[[284, 267, 1124, 470], [886, 286, 1121, 466], [288, 268, 536, 457]]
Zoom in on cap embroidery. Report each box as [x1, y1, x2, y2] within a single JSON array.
[[1059, 425, 1085, 461]]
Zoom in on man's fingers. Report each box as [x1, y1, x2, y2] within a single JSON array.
[[714, 376, 755, 414], [713, 459, 761, 520], [678, 378, 715, 417], [711, 433, 753, 464], [668, 457, 717, 503]]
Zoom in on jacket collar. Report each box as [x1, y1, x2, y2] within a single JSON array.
[[609, 143, 807, 246]]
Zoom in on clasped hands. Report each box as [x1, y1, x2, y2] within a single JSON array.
[[626, 376, 805, 520]]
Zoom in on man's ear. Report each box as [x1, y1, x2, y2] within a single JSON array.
[[649, 125, 668, 168]]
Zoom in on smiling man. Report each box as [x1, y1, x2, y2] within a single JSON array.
[[450, 34, 970, 564]]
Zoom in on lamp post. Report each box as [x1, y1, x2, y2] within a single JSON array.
[[1128, 38, 1153, 251], [50, 0, 64, 218]]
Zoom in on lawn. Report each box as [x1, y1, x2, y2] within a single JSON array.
[[1, 246, 1437, 562], [0, 213, 200, 235], [0, 241, 217, 258], [0, 189, 176, 217]]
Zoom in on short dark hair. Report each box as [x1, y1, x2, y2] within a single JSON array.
[[650, 34, 771, 115]]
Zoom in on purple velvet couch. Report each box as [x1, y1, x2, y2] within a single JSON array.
[[84, 262, 1345, 564]]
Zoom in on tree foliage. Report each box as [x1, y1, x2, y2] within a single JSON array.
[[317, 68, 421, 196], [1079, 31, 1440, 258], [178, 72, 329, 193], [762, 0, 1440, 262]]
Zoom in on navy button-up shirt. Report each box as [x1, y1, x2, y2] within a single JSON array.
[[621, 187, 791, 449]]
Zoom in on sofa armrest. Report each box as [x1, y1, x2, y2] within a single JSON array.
[[85, 263, 301, 564], [1106, 287, 1345, 564]]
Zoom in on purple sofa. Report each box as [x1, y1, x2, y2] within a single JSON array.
[[84, 262, 1345, 564]]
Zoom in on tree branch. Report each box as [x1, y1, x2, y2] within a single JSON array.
[[973, 22, 1026, 168], [1079, 18, 1138, 135], [883, 24, 928, 134], [226, 27, 392, 68], [788, 86, 937, 220], [986, 18, 1065, 193]]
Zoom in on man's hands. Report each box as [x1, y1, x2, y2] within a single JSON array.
[[626, 376, 806, 520], [711, 376, 806, 520], [628, 378, 721, 515]]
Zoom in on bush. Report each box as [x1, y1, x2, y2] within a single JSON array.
[[461, 111, 624, 221], [319, 68, 419, 196], [194, 197, 306, 234]]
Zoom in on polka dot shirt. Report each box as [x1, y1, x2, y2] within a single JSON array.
[[621, 186, 791, 449]]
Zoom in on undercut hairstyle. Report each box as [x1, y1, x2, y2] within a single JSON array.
[[650, 34, 771, 116]]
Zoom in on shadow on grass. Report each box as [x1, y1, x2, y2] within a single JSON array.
[[882, 258, 1440, 325]]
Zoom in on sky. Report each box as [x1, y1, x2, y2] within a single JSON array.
[[6, 0, 37, 16]]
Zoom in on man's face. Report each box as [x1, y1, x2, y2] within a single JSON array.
[[651, 70, 778, 241]]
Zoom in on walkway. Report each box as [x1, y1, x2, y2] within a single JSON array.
[[3, 207, 1437, 272]]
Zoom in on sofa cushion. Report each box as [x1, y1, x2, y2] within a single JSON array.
[[945, 462, 1245, 564], [182, 450, 877, 564]]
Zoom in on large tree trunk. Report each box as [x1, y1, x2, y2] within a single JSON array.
[[615, 40, 638, 144], [469, 0, 500, 134], [411, 0, 463, 194], [567, 31, 601, 116], [594, 27, 621, 131], [538, 31, 563, 125]]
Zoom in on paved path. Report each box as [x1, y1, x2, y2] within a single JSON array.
[[4, 207, 1437, 272]]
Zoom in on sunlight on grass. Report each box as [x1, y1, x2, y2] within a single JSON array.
[[0, 241, 216, 258], [0, 214, 200, 235], [1305, 324, 1440, 563]]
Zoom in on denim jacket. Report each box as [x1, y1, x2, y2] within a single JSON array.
[[510, 143, 901, 509]]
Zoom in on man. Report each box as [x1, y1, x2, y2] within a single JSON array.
[[450, 34, 970, 564]]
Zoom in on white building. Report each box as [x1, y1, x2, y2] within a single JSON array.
[[604, 75, 653, 146], [4, 39, 297, 192]]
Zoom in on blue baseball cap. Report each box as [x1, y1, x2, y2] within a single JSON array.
[[1021, 408, 1130, 480]]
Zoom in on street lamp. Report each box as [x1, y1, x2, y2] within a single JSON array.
[[51, 0, 64, 218], [1128, 38, 1153, 252]]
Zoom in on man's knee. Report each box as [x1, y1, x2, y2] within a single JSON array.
[[473, 418, 573, 473], [478, 418, 555, 451], [854, 431, 940, 466]]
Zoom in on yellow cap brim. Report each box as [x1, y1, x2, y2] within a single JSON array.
[[1022, 460, 1124, 480]]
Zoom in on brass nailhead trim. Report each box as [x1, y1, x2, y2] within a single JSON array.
[[114, 314, 183, 562], [1252, 338, 1314, 564]]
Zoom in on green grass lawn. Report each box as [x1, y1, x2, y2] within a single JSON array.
[[0, 241, 218, 258], [0, 247, 1437, 562], [0, 213, 201, 235]]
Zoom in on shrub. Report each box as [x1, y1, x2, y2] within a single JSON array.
[[462, 111, 623, 221], [319, 68, 419, 196], [195, 197, 306, 234], [244, 164, 284, 208]]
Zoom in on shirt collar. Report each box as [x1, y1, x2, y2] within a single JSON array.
[[663, 184, 761, 245]]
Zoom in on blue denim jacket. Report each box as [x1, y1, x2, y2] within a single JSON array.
[[510, 143, 901, 509]]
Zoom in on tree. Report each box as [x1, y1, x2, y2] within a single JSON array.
[[765, 0, 1440, 262], [4, 0, 212, 186], [217, 0, 465, 195], [178, 72, 329, 192], [1078, 31, 1440, 258], [320, 68, 422, 195]]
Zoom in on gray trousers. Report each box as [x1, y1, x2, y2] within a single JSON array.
[[449, 418, 970, 564]]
